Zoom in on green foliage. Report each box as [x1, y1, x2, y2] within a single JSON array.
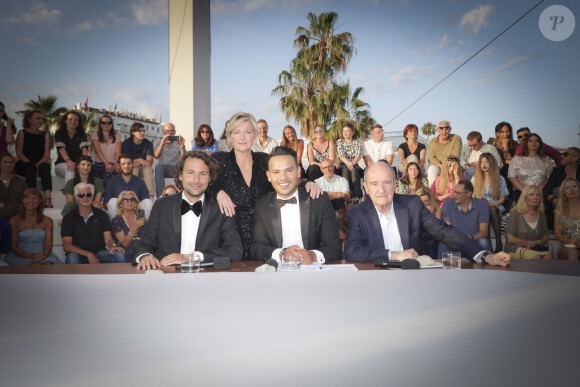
[[421, 122, 437, 140], [17, 94, 67, 132]]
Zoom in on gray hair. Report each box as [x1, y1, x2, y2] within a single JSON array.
[[74, 182, 95, 197]]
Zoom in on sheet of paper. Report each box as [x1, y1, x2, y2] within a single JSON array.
[[299, 264, 359, 271], [421, 262, 443, 269]]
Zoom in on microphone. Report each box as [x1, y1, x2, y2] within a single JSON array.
[[265, 259, 278, 271], [200, 256, 231, 270], [375, 259, 420, 270]]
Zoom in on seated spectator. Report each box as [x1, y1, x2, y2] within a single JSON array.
[[427, 120, 462, 186], [54, 110, 89, 181], [306, 125, 336, 181], [252, 119, 278, 154], [191, 124, 218, 153], [362, 124, 394, 167], [0, 218, 11, 257], [504, 185, 552, 259], [460, 131, 503, 181], [314, 158, 350, 210], [280, 125, 305, 177], [61, 156, 104, 216], [121, 122, 154, 197], [154, 122, 185, 198], [439, 180, 493, 258], [216, 122, 231, 152], [544, 147, 580, 229], [61, 183, 127, 264], [0, 101, 16, 154], [112, 190, 147, 260], [161, 184, 179, 198], [15, 109, 53, 207], [91, 114, 121, 189], [487, 121, 517, 181], [398, 124, 426, 169], [431, 156, 464, 208], [336, 123, 363, 200], [472, 153, 509, 252], [417, 187, 442, 219], [396, 161, 428, 195], [4, 188, 61, 265], [515, 127, 561, 166], [104, 154, 153, 219], [0, 153, 27, 220], [554, 178, 580, 260]]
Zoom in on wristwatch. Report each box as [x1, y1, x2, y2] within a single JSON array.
[[480, 251, 491, 264]]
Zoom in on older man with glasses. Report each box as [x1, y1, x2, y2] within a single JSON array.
[[544, 147, 580, 207], [459, 131, 503, 181], [427, 120, 462, 186], [515, 127, 561, 166], [153, 122, 185, 198]]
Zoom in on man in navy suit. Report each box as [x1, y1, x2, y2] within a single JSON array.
[[344, 161, 510, 266], [134, 151, 243, 270]]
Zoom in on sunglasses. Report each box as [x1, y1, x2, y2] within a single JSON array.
[[200, 130, 211, 134], [446, 157, 459, 162], [122, 197, 137, 202], [562, 152, 576, 158], [77, 193, 93, 198], [314, 130, 324, 133], [100, 121, 112, 125], [439, 126, 451, 129], [517, 133, 530, 139]]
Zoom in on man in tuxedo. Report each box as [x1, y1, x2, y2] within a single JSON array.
[[344, 161, 510, 266], [252, 146, 341, 264], [134, 151, 243, 270]]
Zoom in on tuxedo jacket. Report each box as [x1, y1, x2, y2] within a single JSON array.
[[251, 185, 341, 261], [132, 193, 243, 263], [344, 194, 482, 262]]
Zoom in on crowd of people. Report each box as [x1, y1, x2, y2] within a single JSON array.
[[0, 103, 578, 266]]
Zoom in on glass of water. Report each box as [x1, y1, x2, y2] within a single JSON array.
[[442, 251, 461, 269], [181, 253, 201, 273], [280, 251, 301, 272]]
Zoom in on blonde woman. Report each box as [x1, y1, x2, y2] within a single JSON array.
[[112, 190, 146, 259], [280, 125, 304, 172], [430, 156, 464, 207], [306, 125, 336, 181], [417, 187, 442, 219], [504, 185, 552, 259], [554, 178, 580, 260], [472, 153, 508, 252]]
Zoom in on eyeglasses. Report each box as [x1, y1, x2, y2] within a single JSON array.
[[122, 197, 137, 202], [314, 130, 324, 133], [200, 129, 211, 134], [517, 133, 530, 139], [562, 152, 577, 158], [77, 193, 93, 198], [439, 126, 451, 130], [453, 191, 466, 195], [446, 157, 459, 162], [100, 121, 112, 125]]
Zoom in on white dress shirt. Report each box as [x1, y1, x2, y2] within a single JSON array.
[[375, 205, 404, 259], [180, 193, 204, 261]]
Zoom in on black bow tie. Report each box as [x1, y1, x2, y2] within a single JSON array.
[[181, 199, 203, 216], [275, 197, 297, 208]]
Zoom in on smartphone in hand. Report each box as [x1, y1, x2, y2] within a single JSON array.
[[167, 135, 179, 142], [136, 209, 145, 219]]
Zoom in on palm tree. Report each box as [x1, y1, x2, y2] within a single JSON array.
[[17, 95, 67, 132], [421, 122, 437, 141], [325, 81, 374, 141]]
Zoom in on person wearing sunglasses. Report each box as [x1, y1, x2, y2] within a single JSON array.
[[191, 124, 218, 154], [111, 191, 146, 259], [121, 122, 155, 198], [426, 120, 462, 187], [91, 114, 121, 189], [306, 125, 336, 181], [554, 178, 580, 260], [154, 122, 186, 199], [544, 147, 580, 207], [61, 183, 127, 264], [430, 156, 464, 207], [514, 127, 561, 167], [61, 155, 105, 216]]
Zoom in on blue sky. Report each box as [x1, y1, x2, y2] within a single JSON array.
[[1, 0, 578, 147]]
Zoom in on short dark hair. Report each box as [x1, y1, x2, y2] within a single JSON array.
[[118, 153, 132, 163], [172, 150, 221, 190], [516, 127, 530, 135], [268, 146, 297, 167], [458, 179, 474, 193], [466, 131, 482, 142]]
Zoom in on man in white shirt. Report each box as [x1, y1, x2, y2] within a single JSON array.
[[252, 119, 278, 154], [362, 124, 394, 166], [252, 147, 341, 264], [314, 158, 350, 210]]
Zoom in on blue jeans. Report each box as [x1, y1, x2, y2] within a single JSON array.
[[66, 249, 127, 264], [438, 238, 493, 259]]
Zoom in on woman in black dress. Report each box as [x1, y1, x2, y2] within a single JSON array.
[[398, 124, 426, 170]]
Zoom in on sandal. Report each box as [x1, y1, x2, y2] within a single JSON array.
[[45, 198, 53, 208]]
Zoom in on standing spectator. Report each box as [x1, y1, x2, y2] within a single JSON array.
[[426, 120, 462, 186], [336, 123, 363, 200], [4, 188, 61, 265], [440, 180, 493, 257], [554, 178, 580, 260], [54, 110, 89, 181], [191, 124, 217, 153], [306, 125, 336, 181], [504, 185, 552, 259], [362, 124, 394, 167], [398, 124, 426, 169], [252, 119, 278, 154], [121, 122, 154, 197], [515, 127, 561, 166], [104, 154, 153, 219], [0, 101, 15, 155], [111, 190, 147, 259], [61, 156, 104, 216], [14, 109, 53, 208], [431, 156, 464, 208], [460, 131, 503, 181], [314, 158, 350, 210], [508, 133, 553, 204], [487, 121, 518, 180], [153, 122, 185, 198], [544, 147, 580, 207], [0, 153, 26, 220], [396, 162, 428, 195], [91, 114, 121, 189], [472, 153, 509, 252], [280, 125, 304, 175], [61, 183, 127, 264]]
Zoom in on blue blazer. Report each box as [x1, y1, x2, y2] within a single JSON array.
[[344, 194, 482, 261]]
